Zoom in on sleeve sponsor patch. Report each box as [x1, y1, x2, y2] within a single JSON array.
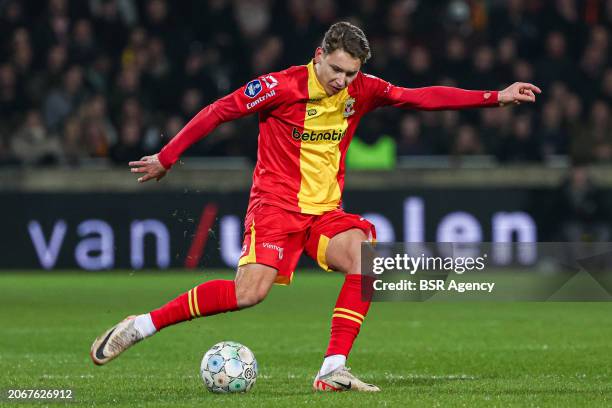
[[244, 79, 263, 98], [245, 89, 276, 110], [261, 75, 278, 89]]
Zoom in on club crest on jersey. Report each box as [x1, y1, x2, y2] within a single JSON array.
[[244, 79, 263, 98], [343, 98, 356, 117]]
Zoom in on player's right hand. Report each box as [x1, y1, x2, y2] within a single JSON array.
[[129, 154, 167, 183]]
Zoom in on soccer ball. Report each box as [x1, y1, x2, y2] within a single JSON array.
[[200, 341, 258, 393]]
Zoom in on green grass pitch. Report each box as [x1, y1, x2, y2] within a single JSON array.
[[2, 271, 612, 407]]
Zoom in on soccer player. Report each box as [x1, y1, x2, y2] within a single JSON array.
[[91, 22, 540, 392]]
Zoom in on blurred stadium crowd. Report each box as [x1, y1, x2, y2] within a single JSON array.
[[0, 0, 611, 167]]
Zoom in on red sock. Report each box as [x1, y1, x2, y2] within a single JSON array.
[[326, 274, 371, 357], [150, 280, 238, 331]]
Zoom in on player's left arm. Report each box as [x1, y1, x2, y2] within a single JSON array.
[[363, 74, 541, 111]]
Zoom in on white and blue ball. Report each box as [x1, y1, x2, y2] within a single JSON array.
[[200, 341, 258, 393]]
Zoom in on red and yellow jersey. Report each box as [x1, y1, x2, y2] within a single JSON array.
[[159, 60, 499, 214]]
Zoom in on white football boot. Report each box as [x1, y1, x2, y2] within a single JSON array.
[[90, 316, 143, 365], [313, 366, 381, 392]]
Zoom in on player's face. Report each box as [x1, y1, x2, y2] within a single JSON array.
[[314, 48, 361, 96]]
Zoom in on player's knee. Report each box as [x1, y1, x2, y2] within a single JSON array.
[[343, 250, 362, 275], [332, 230, 367, 275], [235, 282, 270, 308], [234, 264, 276, 308]]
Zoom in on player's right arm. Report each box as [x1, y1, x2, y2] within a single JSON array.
[[129, 74, 286, 183]]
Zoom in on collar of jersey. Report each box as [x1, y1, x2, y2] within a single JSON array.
[[307, 60, 328, 99]]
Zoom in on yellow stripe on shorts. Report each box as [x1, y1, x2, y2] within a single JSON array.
[[238, 221, 257, 266], [317, 235, 331, 271]]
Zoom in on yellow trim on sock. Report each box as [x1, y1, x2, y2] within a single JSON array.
[[334, 307, 365, 320], [193, 287, 201, 317], [332, 313, 363, 325], [187, 289, 195, 318]]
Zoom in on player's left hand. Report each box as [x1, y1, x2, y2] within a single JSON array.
[[498, 82, 542, 106]]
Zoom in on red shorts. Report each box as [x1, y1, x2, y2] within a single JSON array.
[[238, 203, 376, 285]]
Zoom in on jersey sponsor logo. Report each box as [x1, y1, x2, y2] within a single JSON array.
[[244, 79, 263, 98], [261, 75, 278, 89], [292, 127, 346, 143], [262, 242, 283, 260], [307, 108, 317, 116], [343, 98, 356, 117], [245, 90, 276, 109]]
